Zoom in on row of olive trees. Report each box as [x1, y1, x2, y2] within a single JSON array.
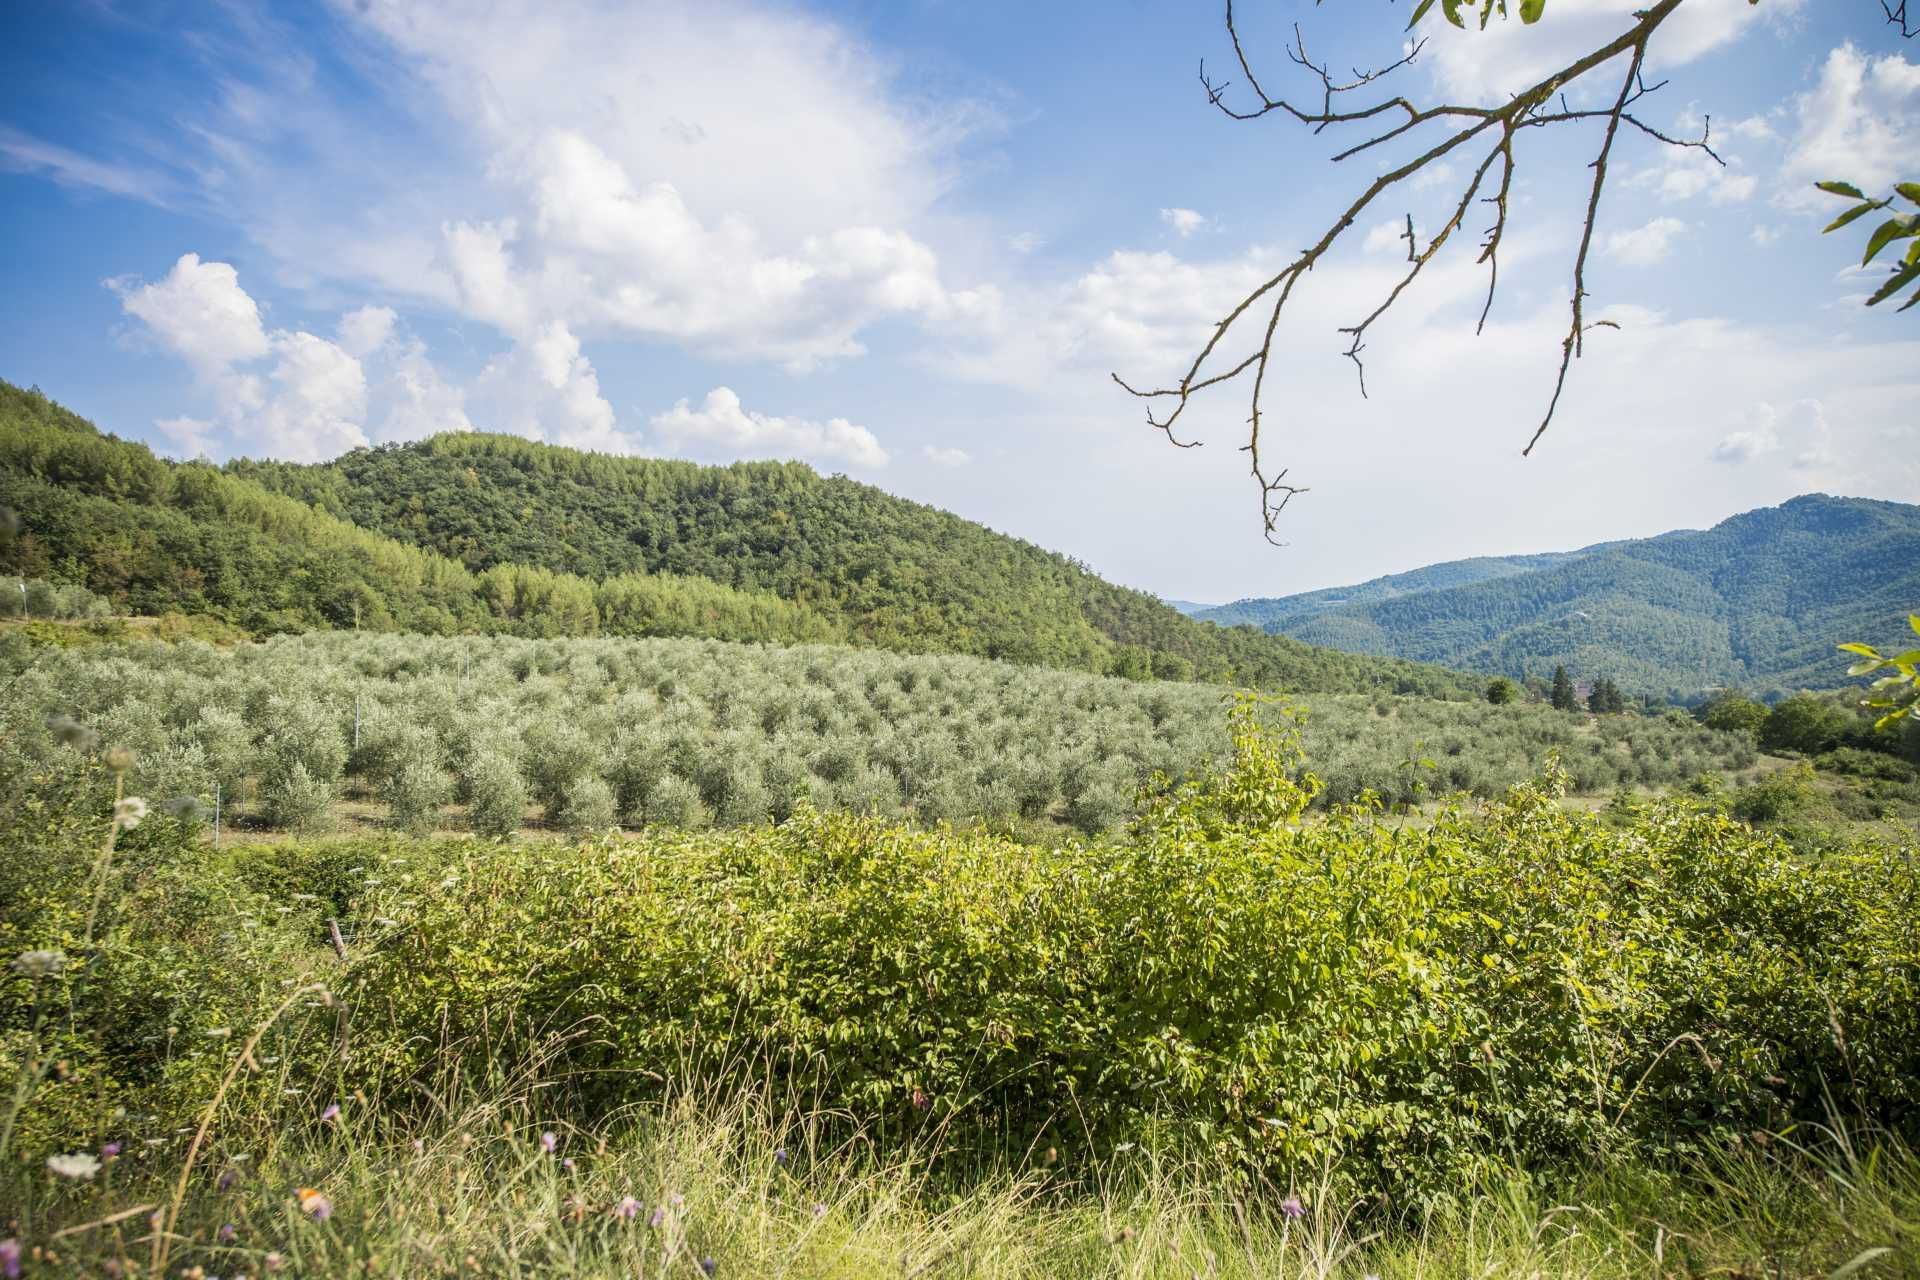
[[0, 631, 1767, 838]]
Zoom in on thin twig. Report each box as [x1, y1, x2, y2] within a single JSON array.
[[1122, 0, 1698, 537]]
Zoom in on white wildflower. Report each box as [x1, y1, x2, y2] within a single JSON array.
[[47, 1152, 102, 1180], [112, 796, 149, 831], [11, 950, 67, 978]]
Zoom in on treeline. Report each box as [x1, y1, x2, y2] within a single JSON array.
[[0, 382, 844, 645], [0, 380, 1477, 695], [226, 426, 1478, 695]]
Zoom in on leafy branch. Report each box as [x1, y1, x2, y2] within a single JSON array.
[[1840, 617, 1920, 727], [1818, 181, 1920, 310]]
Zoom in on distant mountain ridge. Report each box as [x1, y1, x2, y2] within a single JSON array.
[[1196, 495, 1920, 699]]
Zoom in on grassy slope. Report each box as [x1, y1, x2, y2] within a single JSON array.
[[1198, 496, 1920, 699]]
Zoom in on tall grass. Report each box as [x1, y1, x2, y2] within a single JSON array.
[[8, 1065, 1917, 1278]]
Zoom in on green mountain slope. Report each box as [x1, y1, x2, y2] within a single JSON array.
[[226, 429, 1479, 695], [0, 380, 1477, 697], [1199, 550, 1593, 632], [1200, 496, 1920, 698]]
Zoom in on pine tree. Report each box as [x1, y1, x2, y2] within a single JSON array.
[[1550, 665, 1578, 712]]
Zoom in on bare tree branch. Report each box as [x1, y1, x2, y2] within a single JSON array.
[[1886, 0, 1917, 38], [1122, 0, 1718, 543]]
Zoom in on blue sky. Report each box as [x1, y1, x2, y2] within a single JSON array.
[[3, 0, 1918, 603]]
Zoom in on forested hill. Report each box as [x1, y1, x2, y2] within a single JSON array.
[[225, 428, 1478, 694], [1196, 496, 1920, 699], [1199, 549, 1594, 633], [0, 380, 1477, 697]]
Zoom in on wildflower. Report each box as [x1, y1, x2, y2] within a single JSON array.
[[910, 1088, 930, 1111], [265, 1252, 286, 1272], [1281, 1196, 1306, 1220], [649, 1207, 666, 1228], [100, 1142, 121, 1160], [47, 1152, 102, 1180], [772, 1147, 789, 1166], [217, 1169, 239, 1191], [812, 1204, 827, 1219], [540, 1131, 558, 1153], [11, 949, 67, 978], [614, 1196, 641, 1221], [111, 796, 148, 831], [670, 1192, 685, 1208], [0, 1239, 17, 1280], [320, 1103, 341, 1123], [411, 1138, 426, 1155], [700, 1257, 717, 1276], [297, 1187, 333, 1221], [104, 746, 134, 774], [217, 1224, 237, 1244]]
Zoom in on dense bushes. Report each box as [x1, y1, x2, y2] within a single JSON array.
[[348, 707, 1920, 1197], [4, 693, 1917, 1208], [1, 632, 1768, 837]]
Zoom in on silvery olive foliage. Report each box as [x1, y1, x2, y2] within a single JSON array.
[[0, 632, 1759, 838]]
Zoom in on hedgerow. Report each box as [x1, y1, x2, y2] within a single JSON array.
[[343, 700, 1920, 1197]]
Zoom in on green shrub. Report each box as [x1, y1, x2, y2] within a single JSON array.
[[464, 748, 528, 839], [350, 701, 1920, 1199], [1759, 694, 1856, 755], [261, 758, 336, 831], [1698, 692, 1770, 738], [559, 773, 618, 834], [1731, 761, 1817, 824]]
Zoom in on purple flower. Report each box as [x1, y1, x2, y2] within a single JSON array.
[[561, 1157, 575, 1172], [700, 1257, 718, 1276], [540, 1131, 558, 1153], [320, 1103, 341, 1124], [773, 1147, 789, 1166], [614, 1196, 641, 1221], [217, 1168, 239, 1192], [649, 1206, 666, 1228], [100, 1141, 123, 1159], [1281, 1195, 1306, 1220], [0, 1238, 19, 1280], [217, 1223, 237, 1244], [812, 1203, 828, 1218]]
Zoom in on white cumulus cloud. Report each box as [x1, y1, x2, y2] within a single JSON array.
[[112, 253, 473, 460], [651, 388, 887, 468], [1604, 217, 1689, 267], [922, 445, 970, 467], [1781, 44, 1920, 210], [1160, 208, 1209, 237]]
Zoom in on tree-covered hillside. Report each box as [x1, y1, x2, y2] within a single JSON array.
[[1202, 496, 1920, 699], [221, 423, 1477, 694], [1199, 549, 1593, 632], [0, 381, 1476, 697]]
